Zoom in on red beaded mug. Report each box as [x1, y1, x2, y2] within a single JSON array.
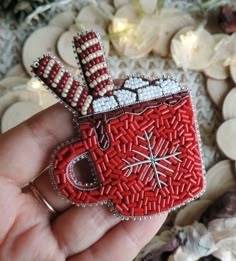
[[32, 30, 205, 219]]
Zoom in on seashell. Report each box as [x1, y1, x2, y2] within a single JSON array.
[[201, 160, 236, 200]]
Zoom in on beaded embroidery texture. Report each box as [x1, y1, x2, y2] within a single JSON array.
[[32, 30, 205, 219]]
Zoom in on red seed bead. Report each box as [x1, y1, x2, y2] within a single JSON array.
[[94, 72, 100, 77], [89, 45, 97, 53], [61, 79, 67, 85], [41, 60, 47, 66], [101, 68, 106, 74], [70, 84, 77, 89], [37, 69, 43, 75], [78, 38, 83, 45], [107, 91, 113, 96], [87, 107, 92, 114]]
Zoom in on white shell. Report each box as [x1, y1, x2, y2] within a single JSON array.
[[0, 77, 29, 89], [57, 30, 78, 68], [153, 9, 195, 57], [217, 120, 236, 160], [230, 55, 236, 84], [170, 26, 215, 71], [201, 160, 236, 200], [139, 0, 157, 14], [76, 3, 114, 28], [49, 11, 75, 30], [1, 101, 42, 132], [109, 14, 157, 58], [206, 78, 232, 109], [204, 34, 230, 80], [174, 200, 212, 226], [113, 0, 128, 9], [22, 26, 63, 75]]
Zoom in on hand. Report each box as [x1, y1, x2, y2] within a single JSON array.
[[0, 102, 167, 261]]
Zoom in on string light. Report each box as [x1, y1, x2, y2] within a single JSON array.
[[27, 78, 43, 89], [112, 18, 130, 33], [180, 31, 198, 51], [171, 30, 200, 70]]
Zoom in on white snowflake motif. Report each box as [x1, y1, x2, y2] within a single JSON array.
[[122, 131, 182, 188]]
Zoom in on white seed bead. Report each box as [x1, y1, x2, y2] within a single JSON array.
[[81, 109, 87, 115], [33, 61, 39, 68]]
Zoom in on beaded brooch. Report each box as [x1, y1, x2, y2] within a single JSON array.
[[32, 30, 205, 220]]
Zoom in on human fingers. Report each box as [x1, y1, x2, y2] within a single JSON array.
[[0, 80, 122, 188], [68, 213, 167, 261], [52, 205, 120, 257], [0, 103, 73, 187]]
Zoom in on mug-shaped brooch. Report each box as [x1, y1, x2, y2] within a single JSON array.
[[32, 30, 205, 220]]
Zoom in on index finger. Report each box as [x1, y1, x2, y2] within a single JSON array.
[[0, 79, 122, 187], [0, 103, 74, 187]]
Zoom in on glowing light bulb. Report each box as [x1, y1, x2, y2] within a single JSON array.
[[180, 31, 198, 51], [112, 18, 130, 33], [28, 78, 43, 89]]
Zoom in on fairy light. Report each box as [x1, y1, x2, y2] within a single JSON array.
[[112, 18, 130, 33], [111, 17, 138, 47], [28, 78, 43, 89], [172, 30, 199, 70], [180, 31, 198, 51]]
